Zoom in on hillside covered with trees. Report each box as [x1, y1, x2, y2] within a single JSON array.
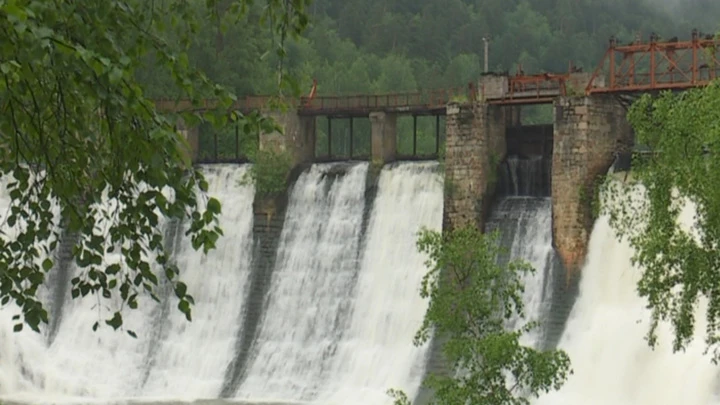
[[139, 0, 720, 99], [138, 0, 720, 161]]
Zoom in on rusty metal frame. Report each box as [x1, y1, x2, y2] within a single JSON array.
[[587, 30, 720, 94]]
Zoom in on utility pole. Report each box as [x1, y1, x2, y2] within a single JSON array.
[[482, 37, 489, 73]]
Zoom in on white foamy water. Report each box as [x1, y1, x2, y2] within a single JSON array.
[[536, 185, 720, 405], [487, 197, 556, 347], [320, 162, 443, 405], [140, 165, 255, 399], [0, 161, 448, 405], [236, 163, 369, 401], [0, 165, 256, 403]]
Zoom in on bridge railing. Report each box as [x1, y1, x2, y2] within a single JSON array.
[[155, 95, 281, 113], [299, 85, 473, 114], [155, 86, 473, 115]]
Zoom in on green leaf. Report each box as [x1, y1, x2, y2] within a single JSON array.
[[105, 312, 123, 330], [178, 299, 192, 321], [106, 263, 121, 275], [41, 258, 53, 271], [206, 197, 221, 215], [174, 281, 187, 299]]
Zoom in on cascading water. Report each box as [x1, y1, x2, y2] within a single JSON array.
[[0, 165, 256, 403], [0, 160, 445, 405], [496, 155, 550, 198], [536, 184, 720, 405], [321, 162, 443, 405], [485, 197, 558, 347], [234, 162, 370, 401], [486, 153, 560, 347], [232, 161, 443, 405], [140, 164, 255, 399]]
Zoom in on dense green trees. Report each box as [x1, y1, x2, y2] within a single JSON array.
[[0, 0, 309, 333], [390, 227, 571, 405], [601, 81, 720, 361], [153, 0, 707, 100]]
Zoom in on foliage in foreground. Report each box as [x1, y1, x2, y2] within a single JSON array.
[[0, 0, 309, 334], [246, 148, 294, 198], [389, 226, 571, 405], [600, 80, 720, 360]]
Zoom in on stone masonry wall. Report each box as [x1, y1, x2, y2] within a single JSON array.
[[552, 95, 632, 282], [443, 102, 507, 231]]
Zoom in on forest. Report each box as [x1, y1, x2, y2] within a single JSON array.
[[137, 0, 720, 161]]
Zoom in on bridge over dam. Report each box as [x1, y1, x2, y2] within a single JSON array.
[[159, 31, 720, 282]]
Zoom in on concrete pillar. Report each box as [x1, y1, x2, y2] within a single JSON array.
[[506, 106, 522, 127], [260, 111, 315, 167], [369, 111, 397, 165], [176, 118, 199, 164], [551, 95, 632, 282], [443, 102, 506, 232]]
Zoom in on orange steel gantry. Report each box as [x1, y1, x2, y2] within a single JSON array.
[[586, 30, 720, 94]]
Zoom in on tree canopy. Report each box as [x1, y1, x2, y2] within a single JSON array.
[[389, 226, 571, 405], [139, 0, 717, 100], [0, 0, 309, 334], [601, 81, 720, 361]]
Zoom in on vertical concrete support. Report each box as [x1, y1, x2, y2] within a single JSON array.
[[175, 118, 199, 164], [506, 106, 522, 127], [369, 111, 397, 165], [552, 95, 632, 282], [477, 74, 508, 100], [443, 102, 507, 231], [260, 111, 316, 167]]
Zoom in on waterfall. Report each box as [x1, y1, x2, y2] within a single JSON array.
[[140, 165, 255, 399], [0, 165, 255, 403], [536, 185, 720, 405], [234, 162, 369, 401], [321, 162, 443, 405], [0, 161, 447, 405], [231, 161, 443, 405], [486, 197, 559, 347], [497, 155, 551, 197]]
